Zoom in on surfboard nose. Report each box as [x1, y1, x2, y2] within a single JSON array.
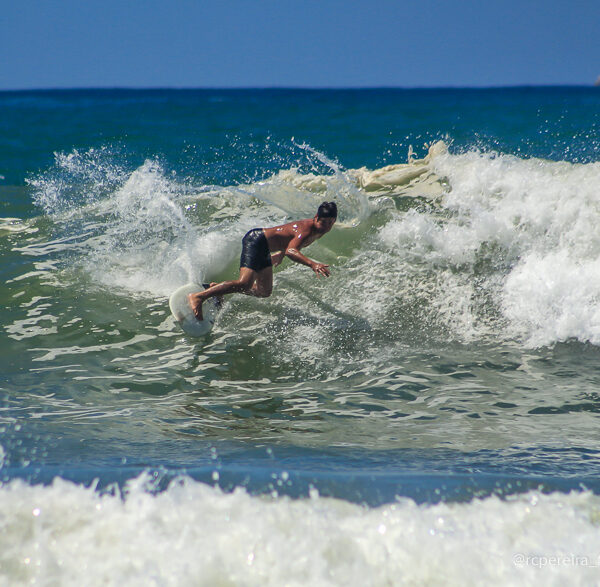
[[169, 283, 219, 337]]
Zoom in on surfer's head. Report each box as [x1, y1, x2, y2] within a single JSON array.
[[315, 201, 337, 232], [317, 201, 337, 220]]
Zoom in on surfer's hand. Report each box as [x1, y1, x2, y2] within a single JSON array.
[[312, 263, 330, 278], [271, 251, 284, 267]]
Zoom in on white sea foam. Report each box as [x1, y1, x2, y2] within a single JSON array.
[[1, 475, 600, 586], [503, 251, 600, 347], [377, 148, 600, 346]]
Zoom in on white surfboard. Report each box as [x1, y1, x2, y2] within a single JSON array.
[[169, 283, 220, 337]]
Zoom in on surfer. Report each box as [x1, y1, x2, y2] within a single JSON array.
[[188, 201, 338, 321]]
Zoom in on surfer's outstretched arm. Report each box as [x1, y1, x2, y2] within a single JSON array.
[[285, 247, 330, 277]]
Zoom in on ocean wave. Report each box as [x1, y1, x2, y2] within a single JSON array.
[[20, 141, 600, 348]]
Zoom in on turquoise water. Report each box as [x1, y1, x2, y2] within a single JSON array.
[[3, 88, 600, 584]]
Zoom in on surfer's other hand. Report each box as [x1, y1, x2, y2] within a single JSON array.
[[312, 263, 330, 278]]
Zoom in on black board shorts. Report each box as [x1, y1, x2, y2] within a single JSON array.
[[240, 228, 272, 271]]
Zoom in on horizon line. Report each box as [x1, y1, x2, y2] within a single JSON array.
[[1, 83, 598, 93]]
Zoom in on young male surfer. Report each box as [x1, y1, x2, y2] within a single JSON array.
[[188, 201, 338, 321]]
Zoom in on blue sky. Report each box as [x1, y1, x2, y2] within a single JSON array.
[[2, 0, 598, 89]]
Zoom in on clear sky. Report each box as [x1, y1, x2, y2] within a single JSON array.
[[2, 0, 598, 90]]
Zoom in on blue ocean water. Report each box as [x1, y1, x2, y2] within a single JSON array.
[[3, 87, 600, 584]]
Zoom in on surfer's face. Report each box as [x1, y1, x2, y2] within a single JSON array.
[[315, 215, 336, 233]]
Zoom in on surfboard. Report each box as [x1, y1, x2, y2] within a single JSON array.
[[169, 283, 220, 337]]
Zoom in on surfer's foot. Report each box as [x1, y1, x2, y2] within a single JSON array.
[[187, 293, 204, 321]]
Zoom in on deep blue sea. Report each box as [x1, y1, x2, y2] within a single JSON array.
[[3, 87, 600, 584]]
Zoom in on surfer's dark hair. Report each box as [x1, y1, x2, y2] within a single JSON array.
[[317, 201, 338, 219]]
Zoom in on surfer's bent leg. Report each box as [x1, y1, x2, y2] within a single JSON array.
[[188, 269, 255, 321], [249, 266, 273, 298], [188, 228, 272, 320]]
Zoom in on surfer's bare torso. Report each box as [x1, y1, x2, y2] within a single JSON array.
[[263, 217, 334, 275]]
